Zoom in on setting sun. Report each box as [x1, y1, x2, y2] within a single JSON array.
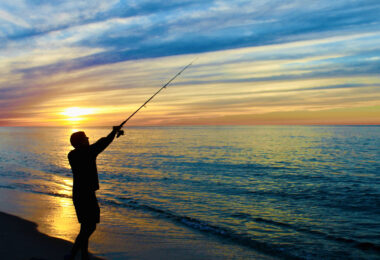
[[60, 107, 97, 124], [61, 107, 96, 117]]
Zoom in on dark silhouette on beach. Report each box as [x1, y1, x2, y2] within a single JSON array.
[[66, 126, 122, 260]]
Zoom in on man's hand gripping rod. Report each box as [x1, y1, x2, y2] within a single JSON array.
[[116, 58, 197, 138]]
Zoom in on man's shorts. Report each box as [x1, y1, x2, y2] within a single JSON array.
[[73, 191, 100, 224]]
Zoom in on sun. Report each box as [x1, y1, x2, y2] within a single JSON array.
[[62, 107, 95, 117], [61, 107, 96, 123]]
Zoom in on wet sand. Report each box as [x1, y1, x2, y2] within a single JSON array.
[[0, 211, 102, 260]]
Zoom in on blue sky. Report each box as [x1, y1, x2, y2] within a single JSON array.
[[1, 0, 380, 126]]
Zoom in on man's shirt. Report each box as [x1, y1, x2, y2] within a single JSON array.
[[68, 136, 114, 195]]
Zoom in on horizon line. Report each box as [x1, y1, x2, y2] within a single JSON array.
[[1, 124, 379, 128]]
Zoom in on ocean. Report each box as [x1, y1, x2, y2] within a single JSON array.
[[0, 126, 379, 259]]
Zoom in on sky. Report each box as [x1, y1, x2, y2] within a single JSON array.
[[1, 0, 380, 126]]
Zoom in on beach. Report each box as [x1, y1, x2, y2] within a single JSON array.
[[0, 211, 103, 260]]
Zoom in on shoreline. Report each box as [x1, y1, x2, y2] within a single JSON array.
[[0, 188, 273, 260], [0, 211, 102, 260]]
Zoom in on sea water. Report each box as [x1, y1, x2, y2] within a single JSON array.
[[0, 126, 379, 259]]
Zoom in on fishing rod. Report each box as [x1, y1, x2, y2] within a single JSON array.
[[116, 58, 197, 138]]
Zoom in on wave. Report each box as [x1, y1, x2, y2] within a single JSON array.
[[245, 188, 380, 214], [0, 184, 15, 190], [231, 213, 380, 254], [103, 196, 300, 260]]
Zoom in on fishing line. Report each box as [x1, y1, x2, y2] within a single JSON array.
[[116, 58, 197, 137]]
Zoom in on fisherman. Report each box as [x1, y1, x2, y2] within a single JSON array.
[[64, 59, 193, 259], [66, 126, 123, 260]]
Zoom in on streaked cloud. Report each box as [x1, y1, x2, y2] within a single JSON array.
[[0, 9, 30, 29]]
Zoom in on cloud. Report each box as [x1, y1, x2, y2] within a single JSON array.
[[0, 9, 30, 28], [1, 0, 380, 125]]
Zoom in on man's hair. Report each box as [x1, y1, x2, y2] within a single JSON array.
[[70, 131, 86, 148]]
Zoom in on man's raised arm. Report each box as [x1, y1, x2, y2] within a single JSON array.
[[91, 126, 122, 155]]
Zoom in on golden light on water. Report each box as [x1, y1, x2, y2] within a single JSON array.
[[36, 176, 78, 242], [39, 195, 79, 242]]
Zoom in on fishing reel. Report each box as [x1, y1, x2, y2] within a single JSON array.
[[116, 130, 124, 138]]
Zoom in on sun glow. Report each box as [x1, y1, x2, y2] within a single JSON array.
[[61, 107, 96, 117], [61, 107, 97, 123]]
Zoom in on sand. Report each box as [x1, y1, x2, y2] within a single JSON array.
[[0, 211, 102, 260]]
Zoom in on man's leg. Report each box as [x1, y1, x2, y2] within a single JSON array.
[[80, 223, 96, 259], [68, 223, 96, 260]]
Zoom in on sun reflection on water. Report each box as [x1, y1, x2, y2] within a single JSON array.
[[34, 176, 78, 241], [36, 194, 79, 242]]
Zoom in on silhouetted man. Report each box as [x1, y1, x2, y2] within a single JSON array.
[[66, 126, 122, 260]]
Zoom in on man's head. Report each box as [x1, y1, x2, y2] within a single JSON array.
[[70, 131, 89, 148]]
